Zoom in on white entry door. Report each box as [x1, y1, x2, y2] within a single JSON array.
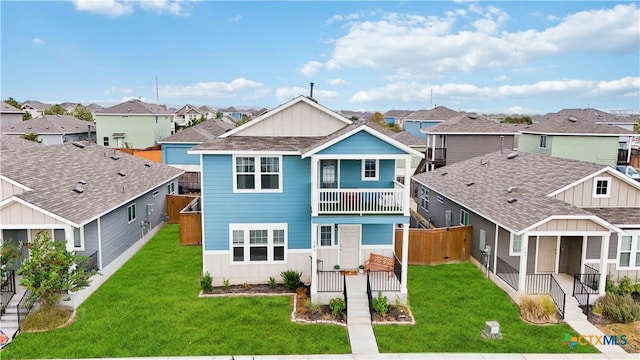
[[537, 236, 557, 273], [339, 225, 360, 269]]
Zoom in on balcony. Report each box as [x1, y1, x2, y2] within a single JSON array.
[[316, 187, 406, 215], [426, 147, 446, 166]]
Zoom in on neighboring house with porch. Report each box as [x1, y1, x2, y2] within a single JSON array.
[[95, 99, 174, 149], [20, 100, 51, 118], [1, 115, 95, 145], [0, 101, 24, 127], [158, 119, 233, 193], [412, 151, 640, 306], [518, 113, 637, 167], [420, 113, 520, 172], [0, 140, 183, 308], [174, 104, 204, 128], [189, 96, 422, 304]]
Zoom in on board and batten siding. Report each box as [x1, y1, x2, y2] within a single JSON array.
[[162, 143, 200, 166], [446, 134, 516, 165], [1, 178, 26, 200], [233, 101, 346, 137], [201, 154, 312, 252], [553, 173, 640, 207], [0, 201, 66, 225], [529, 218, 610, 233], [319, 131, 406, 155]]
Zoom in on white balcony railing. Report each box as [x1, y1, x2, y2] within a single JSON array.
[[317, 188, 405, 214]]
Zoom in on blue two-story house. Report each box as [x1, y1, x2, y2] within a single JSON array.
[[190, 96, 422, 303]]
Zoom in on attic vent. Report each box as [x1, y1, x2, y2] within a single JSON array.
[[111, 154, 120, 160], [507, 198, 517, 204], [468, 114, 477, 119], [441, 172, 448, 176], [78, 180, 87, 185], [506, 152, 519, 159], [144, 163, 152, 167], [507, 186, 518, 193], [568, 116, 577, 122], [57, 114, 62, 117], [118, 171, 126, 177], [72, 188, 84, 194], [72, 142, 85, 148], [481, 159, 488, 165], [466, 181, 475, 186]]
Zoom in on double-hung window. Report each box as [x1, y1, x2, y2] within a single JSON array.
[[420, 187, 429, 210], [509, 233, 522, 256], [539, 135, 547, 149], [230, 224, 287, 263], [319, 225, 335, 247], [460, 209, 470, 225], [127, 203, 136, 223], [362, 159, 378, 181], [619, 235, 640, 269], [234, 155, 281, 192]]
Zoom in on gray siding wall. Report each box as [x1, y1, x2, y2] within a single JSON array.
[[608, 233, 618, 260], [78, 219, 99, 258], [446, 135, 516, 165]]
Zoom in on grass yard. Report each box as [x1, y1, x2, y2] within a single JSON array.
[[374, 263, 598, 353], [2, 225, 350, 358]]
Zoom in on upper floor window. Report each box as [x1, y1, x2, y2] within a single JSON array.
[[539, 135, 547, 149], [593, 177, 611, 198], [618, 235, 640, 269], [233, 155, 281, 192], [362, 159, 378, 181], [103, 137, 109, 146], [460, 209, 470, 225], [167, 182, 175, 195], [420, 187, 429, 211]]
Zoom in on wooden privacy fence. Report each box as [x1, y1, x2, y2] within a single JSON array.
[[166, 194, 199, 224], [394, 225, 471, 265], [179, 197, 202, 246], [117, 148, 162, 163]]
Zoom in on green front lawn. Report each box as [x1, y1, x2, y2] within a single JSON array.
[[2, 225, 350, 358], [374, 263, 598, 353]]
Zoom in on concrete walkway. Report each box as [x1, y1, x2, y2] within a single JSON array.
[[344, 274, 379, 355]]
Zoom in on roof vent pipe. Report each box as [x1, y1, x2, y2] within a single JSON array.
[[310, 82, 314, 98]]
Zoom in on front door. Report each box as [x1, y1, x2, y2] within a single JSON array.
[[339, 225, 360, 269], [537, 236, 557, 273]]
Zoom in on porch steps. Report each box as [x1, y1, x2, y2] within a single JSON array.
[[0, 282, 27, 344], [345, 275, 379, 354]]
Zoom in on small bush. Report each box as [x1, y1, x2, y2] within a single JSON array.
[[596, 292, 640, 323], [605, 274, 617, 294], [520, 296, 556, 323], [222, 278, 230, 291], [199, 272, 213, 293], [618, 276, 633, 295], [329, 297, 346, 316], [243, 281, 250, 289], [268, 276, 277, 289], [281, 269, 302, 291], [372, 291, 388, 316], [308, 301, 321, 315]]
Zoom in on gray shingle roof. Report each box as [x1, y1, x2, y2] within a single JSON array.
[[412, 151, 607, 233], [96, 99, 172, 115], [522, 113, 635, 135], [0, 142, 183, 226], [391, 131, 424, 146], [1, 102, 23, 113], [0, 135, 44, 151], [175, 104, 203, 116], [21, 101, 51, 111], [404, 106, 463, 120], [191, 136, 324, 152], [586, 208, 640, 226], [1, 115, 91, 134], [555, 108, 636, 124], [424, 113, 521, 134], [158, 119, 231, 143], [383, 110, 414, 118]]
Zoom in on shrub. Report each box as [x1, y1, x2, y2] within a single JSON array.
[[520, 296, 556, 323], [268, 276, 277, 289], [596, 292, 640, 323], [605, 274, 617, 294], [618, 276, 633, 295], [222, 278, 230, 291], [243, 281, 250, 289], [329, 297, 346, 316], [308, 301, 321, 315], [281, 269, 302, 291], [199, 272, 213, 292], [372, 291, 388, 316]]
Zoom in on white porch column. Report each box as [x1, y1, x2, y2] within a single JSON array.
[[310, 157, 319, 217], [401, 223, 409, 294], [517, 233, 528, 294], [403, 156, 411, 216], [598, 233, 610, 296], [310, 223, 319, 300], [64, 226, 75, 252]]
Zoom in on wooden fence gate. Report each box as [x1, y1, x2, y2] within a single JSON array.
[[166, 194, 199, 224], [394, 225, 471, 265]]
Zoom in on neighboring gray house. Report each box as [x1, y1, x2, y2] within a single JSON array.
[[554, 108, 638, 132], [0, 140, 183, 307], [420, 113, 521, 171], [0, 101, 24, 127], [412, 151, 640, 301], [21, 100, 51, 118], [1, 115, 96, 144]]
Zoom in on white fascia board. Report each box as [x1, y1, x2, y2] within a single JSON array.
[[0, 175, 32, 192], [422, 130, 519, 135], [517, 215, 622, 235], [188, 149, 301, 156], [547, 166, 640, 198], [520, 131, 629, 136], [0, 196, 79, 228]]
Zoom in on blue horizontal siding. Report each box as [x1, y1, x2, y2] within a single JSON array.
[[362, 224, 393, 245], [162, 143, 199, 165], [339, 159, 395, 188], [312, 215, 409, 224], [202, 155, 311, 251], [319, 131, 406, 155], [404, 120, 439, 139]]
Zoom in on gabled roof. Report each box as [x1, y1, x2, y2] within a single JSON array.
[[412, 151, 628, 233], [383, 110, 414, 118], [1, 102, 23, 113], [96, 99, 172, 115], [21, 100, 51, 111], [0, 141, 183, 226], [587, 208, 640, 226], [423, 113, 521, 135], [1, 115, 91, 135], [0, 135, 44, 151], [522, 113, 635, 136], [404, 106, 463, 121], [158, 119, 231, 144], [86, 103, 104, 112], [175, 104, 203, 116], [555, 108, 636, 124], [361, 121, 424, 147]]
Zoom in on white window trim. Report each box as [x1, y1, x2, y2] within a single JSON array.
[[617, 234, 639, 270], [539, 135, 547, 149], [361, 159, 379, 181], [232, 155, 283, 193], [460, 209, 469, 226], [152, 189, 159, 198], [229, 223, 287, 264], [509, 233, 522, 256], [167, 182, 175, 195], [72, 227, 85, 251], [436, 195, 444, 204], [318, 224, 337, 248], [420, 187, 429, 211], [127, 203, 136, 224], [592, 176, 612, 198]]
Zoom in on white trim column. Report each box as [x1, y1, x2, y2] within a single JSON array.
[[64, 225, 74, 252], [310, 223, 319, 301], [401, 222, 409, 294], [403, 156, 411, 216], [599, 233, 610, 296], [310, 157, 318, 217], [518, 233, 528, 294]]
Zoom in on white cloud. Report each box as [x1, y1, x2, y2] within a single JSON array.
[[139, 0, 185, 15], [326, 3, 639, 76], [297, 61, 323, 77], [327, 78, 349, 86], [104, 86, 133, 95], [495, 75, 509, 82], [32, 37, 44, 45], [159, 78, 266, 100], [72, 0, 134, 17]]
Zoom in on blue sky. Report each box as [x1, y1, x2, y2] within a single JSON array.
[[1, 1, 639, 114]]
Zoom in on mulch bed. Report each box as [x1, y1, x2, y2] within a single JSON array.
[[201, 283, 294, 296]]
